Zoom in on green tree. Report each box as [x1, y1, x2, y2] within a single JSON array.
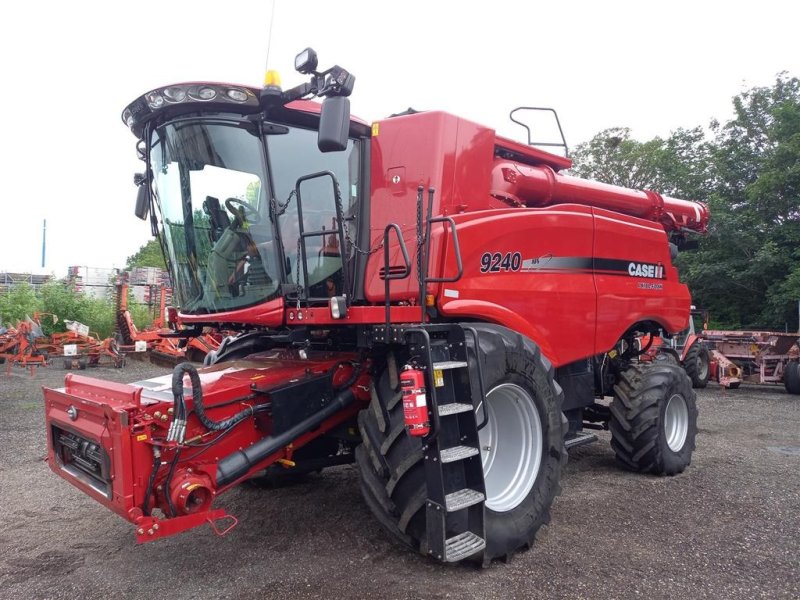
[[38, 280, 118, 338], [570, 75, 800, 330], [126, 239, 166, 269], [570, 126, 712, 199], [0, 282, 41, 325], [680, 74, 800, 329]]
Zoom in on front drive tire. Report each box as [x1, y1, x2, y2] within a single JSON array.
[[610, 363, 698, 475], [355, 325, 566, 563]]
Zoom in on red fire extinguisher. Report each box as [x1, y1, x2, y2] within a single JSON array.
[[401, 364, 430, 437]]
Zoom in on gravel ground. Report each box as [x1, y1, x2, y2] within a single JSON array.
[[0, 359, 798, 600]]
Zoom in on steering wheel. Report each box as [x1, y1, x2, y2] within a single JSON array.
[[225, 198, 261, 225]]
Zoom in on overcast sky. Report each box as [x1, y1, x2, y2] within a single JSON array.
[[2, 0, 798, 277]]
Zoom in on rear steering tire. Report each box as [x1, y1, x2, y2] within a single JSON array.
[[355, 325, 566, 563], [785, 361, 800, 395], [610, 363, 697, 475], [683, 343, 710, 389]]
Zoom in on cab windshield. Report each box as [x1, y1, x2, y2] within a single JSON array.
[[149, 117, 359, 314]]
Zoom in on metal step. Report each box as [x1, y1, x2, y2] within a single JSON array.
[[432, 361, 468, 370], [438, 402, 473, 417], [440, 445, 480, 463], [444, 531, 486, 562], [445, 488, 485, 512], [564, 432, 598, 450]]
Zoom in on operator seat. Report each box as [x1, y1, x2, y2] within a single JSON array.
[[203, 196, 231, 242]]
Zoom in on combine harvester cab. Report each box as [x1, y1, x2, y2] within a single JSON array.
[[44, 48, 711, 564]]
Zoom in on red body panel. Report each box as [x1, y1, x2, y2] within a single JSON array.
[[436, 206, 597, 366], [591, 207, 689, 354], [180, 296, 285, 326], [365, 111, 694, 365], [431, 205, 688, 366], [366, 112, 497, 302]]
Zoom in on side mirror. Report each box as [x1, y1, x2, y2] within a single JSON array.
[[318, 96, 350, 152], [134, 173, 149, 220]]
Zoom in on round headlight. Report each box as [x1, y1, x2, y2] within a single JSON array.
[[226, 88, 248, 103], [122, 109, 134, 128], [191, 87, 217, 101], [163, 86, 187, 103], [145, 92, 164, 109]]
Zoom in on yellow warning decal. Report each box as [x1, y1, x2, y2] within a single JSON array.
[[371, 123, 380, 136], [136, 434, 148, 442], [433, 369, 444, 388]]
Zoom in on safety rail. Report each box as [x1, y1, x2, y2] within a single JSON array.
[[382, 224, 411, 342], [293, 170, 350, 303], [379, 186, 465, 335], [418, 186, 464, 322]]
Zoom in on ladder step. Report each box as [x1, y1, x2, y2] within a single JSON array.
[[564, 432, 598, 450], [440, 445, 480, 463], [445, 488, 485, 512], [444, 531, 486, 562], [432, 361, 468, 371], [438, 402, 473, 416]]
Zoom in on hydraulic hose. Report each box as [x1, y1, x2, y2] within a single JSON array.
[[332, 352, 366, 391], [216, 388, 355, 487], [141, 447, 161, 516], [171, 362, 254, 440]]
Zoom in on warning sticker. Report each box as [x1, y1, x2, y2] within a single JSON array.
[[433, 369, 444, 388]]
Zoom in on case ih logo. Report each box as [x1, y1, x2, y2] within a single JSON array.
[[627, 262, 664, 279]]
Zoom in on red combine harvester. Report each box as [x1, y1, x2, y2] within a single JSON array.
[[43, 49, 709, 564]]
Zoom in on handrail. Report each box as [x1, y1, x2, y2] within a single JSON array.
[[383, 223, 411, 340], [425, 216, 463, 283], [293, 170, 350, 303], [419, 188, 464, 324]]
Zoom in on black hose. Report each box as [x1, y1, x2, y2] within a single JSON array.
[[163, 447, 181, 517], [141, 449, 160, 516], [172, 362, 254, 432], [331, 352, 365, 391], [216, 388, 355, 487]]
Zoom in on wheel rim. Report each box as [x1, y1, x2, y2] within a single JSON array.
[[664, 393, 689, 452], [478, 383, 543, 512], [696, 352, 708, 380]]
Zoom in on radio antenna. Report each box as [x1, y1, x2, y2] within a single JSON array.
[[264, 0, 277, 71]]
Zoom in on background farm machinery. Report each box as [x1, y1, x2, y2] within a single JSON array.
[[647, 309, 800, 394], [0, 316, 50, 371], [113, 280, 221, 365], [702, 328, 799, 393], [0, 282, 222, 375], [0, 314, 126, 372]]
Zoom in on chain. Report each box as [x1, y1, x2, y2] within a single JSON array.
[[416, 189, 424, 286], [294, 236, 303, 305], [331, 180, 384, 257], [271, 190, 294, 219]]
